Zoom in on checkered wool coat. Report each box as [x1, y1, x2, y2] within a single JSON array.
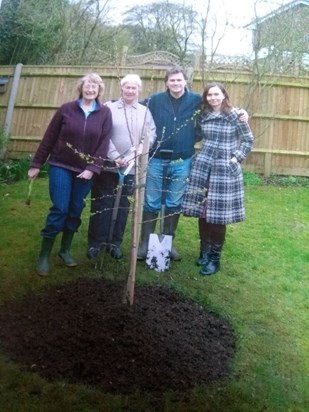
[[182, 108, 254, 224]]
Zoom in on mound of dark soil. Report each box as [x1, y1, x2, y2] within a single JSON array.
[[0, 278, 235, 395]]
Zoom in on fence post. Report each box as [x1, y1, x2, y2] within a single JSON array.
[[264, 152, 272, 177], [0, 63, 23, 161]]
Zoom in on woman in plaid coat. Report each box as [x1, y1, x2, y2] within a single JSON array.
[[182, 82, 254, 276]]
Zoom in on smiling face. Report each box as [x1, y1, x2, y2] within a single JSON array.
[[121, 81, 139, 104], [206, 86, 225, 111], [165, 72, 187, 98], [81, 80, 100, 103]]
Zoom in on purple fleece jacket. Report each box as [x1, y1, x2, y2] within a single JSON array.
[[31, 100, 112, 175]]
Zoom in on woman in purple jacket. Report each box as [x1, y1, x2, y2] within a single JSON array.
[[28, 72, 112, 276]]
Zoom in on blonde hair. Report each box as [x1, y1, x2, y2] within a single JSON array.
[[77, 72, 105, 100], [120, 74, 142, 90]]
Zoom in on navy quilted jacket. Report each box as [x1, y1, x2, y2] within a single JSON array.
[[146, 89, 201, 160]]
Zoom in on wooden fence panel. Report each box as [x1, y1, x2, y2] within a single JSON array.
[[0, 65, 309, 177]]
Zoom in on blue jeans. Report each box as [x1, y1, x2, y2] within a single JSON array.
[[144, 157, 192, 214], [41, 165, 92, 238]]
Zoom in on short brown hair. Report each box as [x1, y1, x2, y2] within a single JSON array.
[[164, 66, 188, 83]]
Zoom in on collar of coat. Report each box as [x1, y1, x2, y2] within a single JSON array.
[[202, 107, 239, 122]]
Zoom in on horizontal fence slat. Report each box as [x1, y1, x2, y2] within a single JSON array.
[[252, 148, 309, 156]]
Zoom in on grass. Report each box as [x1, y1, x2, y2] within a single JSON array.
[[0, 175, 308, 411]]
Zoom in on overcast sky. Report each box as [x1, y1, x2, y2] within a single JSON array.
[[109, 0, 290, 56]]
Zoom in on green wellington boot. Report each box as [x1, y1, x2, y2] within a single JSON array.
[[163, 213, 181, 261], [137, 211, 158, 260], [58, 231, 77, 267], [36, 237, 56, 276]]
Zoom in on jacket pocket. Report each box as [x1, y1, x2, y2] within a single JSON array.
[[228, 160, 242, 177]]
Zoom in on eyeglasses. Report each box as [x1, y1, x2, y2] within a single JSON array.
[[83, 82, 99, 90]]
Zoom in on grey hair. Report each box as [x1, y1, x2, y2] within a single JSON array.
[[120, 74, 142, 90]]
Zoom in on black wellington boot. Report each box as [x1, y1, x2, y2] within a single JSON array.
[[200, 244, 222, 276], [196, 219, 211, 266], [200, 224, 226, 276], [196, 250, 210, 266]]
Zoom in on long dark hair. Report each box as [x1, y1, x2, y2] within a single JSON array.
[[201, 82, 232, 114]]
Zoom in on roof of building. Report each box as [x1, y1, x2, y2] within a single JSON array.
[[245, 0, 309, 29]]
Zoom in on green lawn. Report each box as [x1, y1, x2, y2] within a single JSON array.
[[0, 177, 308, 411]]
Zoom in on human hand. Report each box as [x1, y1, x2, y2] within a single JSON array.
[[116, 150, 136, 167], [239, 110, 249, 122], [77, 170, 94, 180], [115, 157, 128, 168], [28, 167, 40, 180]]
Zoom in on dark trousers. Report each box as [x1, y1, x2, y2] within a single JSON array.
[[198, 219, 226, 251], [87, 171, 134, 249]]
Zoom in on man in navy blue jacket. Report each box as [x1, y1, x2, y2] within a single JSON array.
[[137, 66, 201, 261]]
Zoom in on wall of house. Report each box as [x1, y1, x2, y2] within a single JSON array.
[[255, 5, 309, 53], [0, 64, 309, 177]]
